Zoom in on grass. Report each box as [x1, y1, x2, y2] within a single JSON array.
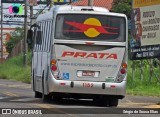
[[126, 61, 160, 97], [0, 53, 160, 96], [0, 53, 31, 84], [127, 80, 160, 96]]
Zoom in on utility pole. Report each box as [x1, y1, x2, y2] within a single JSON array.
[[88, 0, 93, 6], [24, 0, 28, 66], [30, 6, 33, 25], [49, 0, 54, 10], [1, 2, 3, 62]]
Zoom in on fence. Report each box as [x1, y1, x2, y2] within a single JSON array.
[[0, 58, 5, 63], [131, 59, 160, 83], [8, 39, 24, 58]]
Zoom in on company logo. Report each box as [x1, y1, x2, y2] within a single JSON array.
[[65, 18, 118, 38], [62, 51, 118, 59], [4, 4, 25, 19], [9, 4, 23, 14]]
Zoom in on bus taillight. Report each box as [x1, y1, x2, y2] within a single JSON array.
[[51, 59, 57, 71], [120, 63, 127, 74], [50, 59, 61, 79], [120, 69, 126, 74], [51, 59, 57, 65], [116, 63, 127, 83], [121, 63, 127, 69], [51, 65, 57, 71]]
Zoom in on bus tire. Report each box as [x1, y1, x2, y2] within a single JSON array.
[[42, 93, 51, 102], [108, 98, 118, 107], [52, 93, 63, 102], [35, 91, 42, 98], [93, 97, 108, 107]]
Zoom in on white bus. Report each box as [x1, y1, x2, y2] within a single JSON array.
[[27, 5, 128, 107]]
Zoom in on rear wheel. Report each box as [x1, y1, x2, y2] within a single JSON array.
[[35, 91, 42, 98], [93, 96, 109, 107], [42, 93, 52, 102], [108, 98, 118, 107], [52, 93, 63, 102]]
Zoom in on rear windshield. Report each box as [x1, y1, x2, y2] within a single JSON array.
[[55, 14, 126, 42]]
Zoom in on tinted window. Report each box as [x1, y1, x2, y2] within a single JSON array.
[[36, 30, 42, 45], [55, 14, 126, 42]]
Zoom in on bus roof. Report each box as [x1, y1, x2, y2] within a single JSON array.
[[36, 5, 109, 22], [36, 5, 127, 22]]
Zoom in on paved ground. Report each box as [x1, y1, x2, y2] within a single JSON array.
[[0, 79, 159, 117]]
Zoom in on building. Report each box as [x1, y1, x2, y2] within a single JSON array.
[[70, 0, 113, 10]]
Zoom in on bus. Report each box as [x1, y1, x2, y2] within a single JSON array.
[[27, 5, 128, 107]]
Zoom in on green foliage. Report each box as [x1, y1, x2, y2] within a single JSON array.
[[130, 59, 159, 69], [127, 60, 160, 96], [6, 27, 24, 54], [0, 52, 32, 84], [112, 0, 132, 57], [112, 0, 132, 19]]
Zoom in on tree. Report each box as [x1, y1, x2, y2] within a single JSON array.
[[6, 27, 24, 54], [111, 0, 132, 19]]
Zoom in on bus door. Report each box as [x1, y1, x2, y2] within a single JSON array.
[[34, 27, 43, 92]]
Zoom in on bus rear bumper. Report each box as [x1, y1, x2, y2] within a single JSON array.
[[48, 78, 126, 98]]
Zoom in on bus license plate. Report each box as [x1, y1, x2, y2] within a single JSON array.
[[82, 71, 95, 76], [77, 71, 99, 77]]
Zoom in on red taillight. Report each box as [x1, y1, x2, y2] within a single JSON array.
[[116, 63, 127, 83], [120, 69, 126, 74], [51, 65, 57, 71], [50, 59, 61, 79]]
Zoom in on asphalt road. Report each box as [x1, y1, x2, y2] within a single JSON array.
[[0, 79, 159, 117]]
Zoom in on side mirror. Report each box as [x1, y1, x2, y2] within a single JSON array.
[[36, 30, 42, 44], [27, 29, 33, 45]]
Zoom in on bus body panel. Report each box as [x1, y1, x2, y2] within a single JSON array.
[[31, 5, 128, 101], [54, 44, 125, 82], [47, 73, 126, 96]]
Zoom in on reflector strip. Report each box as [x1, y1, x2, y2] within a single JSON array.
[[60, 83, 66, 86], [85, 42, 95, 45], [110, 85, 116, 88]]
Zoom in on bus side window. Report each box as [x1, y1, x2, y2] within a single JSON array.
[[33, 28, 37, 43], [32, 28, 37, 50], [36, 30, 42, 45]]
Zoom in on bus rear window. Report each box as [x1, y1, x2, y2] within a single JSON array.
[[55, 14, 126, 42]]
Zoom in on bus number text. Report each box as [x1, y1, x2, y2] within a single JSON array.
[[82, 83, 94, 88]]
